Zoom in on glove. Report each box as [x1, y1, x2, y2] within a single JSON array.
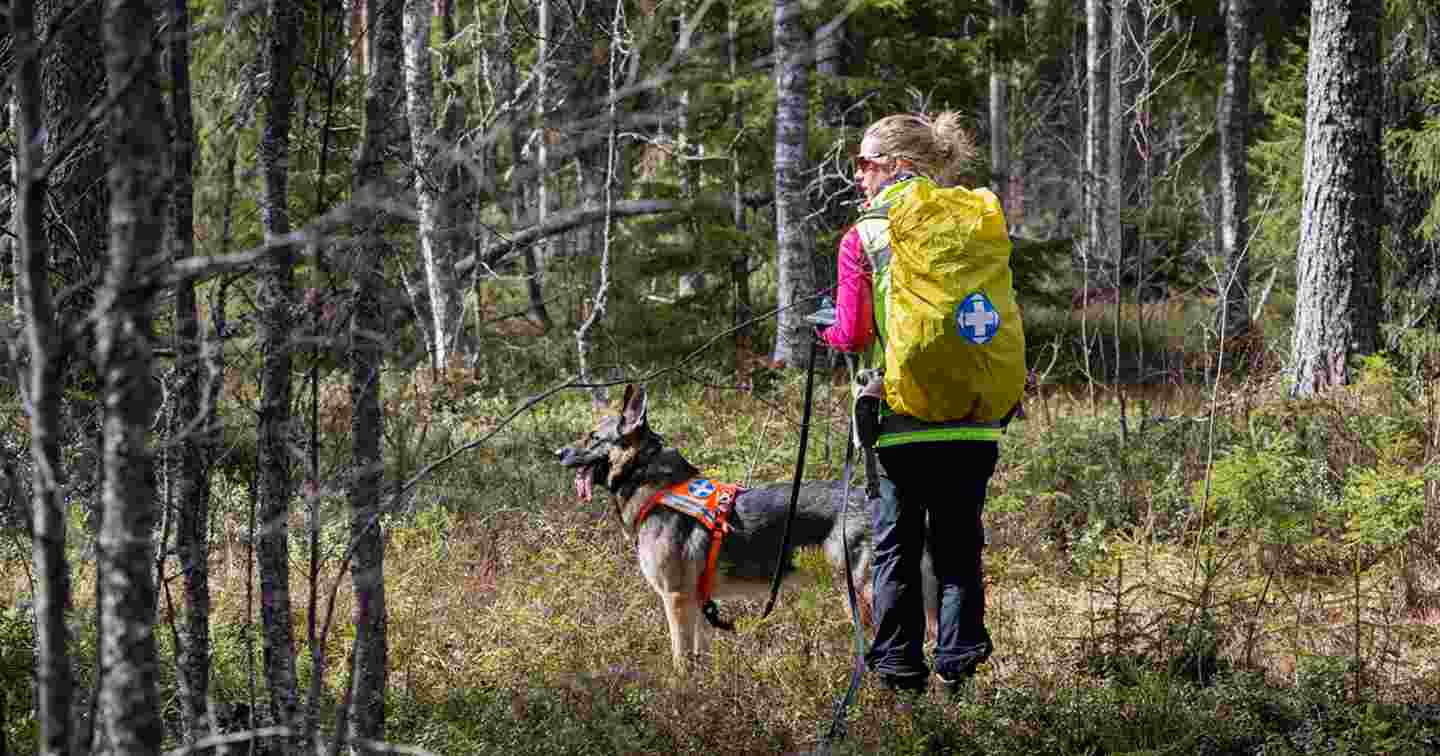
[[854, 373, 884, 448]]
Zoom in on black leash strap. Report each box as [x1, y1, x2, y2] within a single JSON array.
[[822, 417, 868, 748], [760, 333, 821, 620]]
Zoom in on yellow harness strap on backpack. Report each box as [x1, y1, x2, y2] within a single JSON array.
[[879, 180, 1025, 424]]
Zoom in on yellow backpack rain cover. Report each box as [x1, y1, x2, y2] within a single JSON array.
[[881, 182, 1026, 423]]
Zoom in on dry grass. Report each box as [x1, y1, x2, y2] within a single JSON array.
[[3, 373, 1439, 754]]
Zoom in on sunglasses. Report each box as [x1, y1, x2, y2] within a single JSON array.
[[852, 151, 891, 173]]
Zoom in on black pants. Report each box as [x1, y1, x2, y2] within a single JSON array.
[[865, 439, 999, 681]]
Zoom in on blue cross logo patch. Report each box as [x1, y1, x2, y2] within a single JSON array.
[[687, 478, 716, 499], [955, 292, 1001, 345]]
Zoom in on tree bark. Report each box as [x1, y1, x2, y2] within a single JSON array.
[[405, 0, 460, 370], [96, 0, 167, 750], [2, 94, 12, 312], [771, 0, 815, 367], [12, 1, 73, 753], [1085, 0, 1109, 268], [1290, 0, 1382, 396], [1108, 0, 1141, 278], [990, 0, 1010, 205], [38, 0, 108, 324], [349, 0, 401, 747], [167, 0, 213, 743], [437, 0, 472, 359], [528, 0, 554, 330], [256, 0, 301, 736], [729, 0, 753, 350], [1218, 0, 1254, 340]]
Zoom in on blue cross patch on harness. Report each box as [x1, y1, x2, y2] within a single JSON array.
[[955, 292, 1001, 345], [687, 478, 716, 499]]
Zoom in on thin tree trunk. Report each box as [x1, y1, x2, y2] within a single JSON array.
[[13, 1, 73, 752], [529, 0, 554, 330], [1108, 0, 1141, 382], [168, 0, 213, 741], [256, 0, 301, 738], [990, 0, 1010, 203], [39, 0, 108, 330], [406, 0, 460, 370], [676, 0, 705, 299], [97, 0, 167, 749], [349, 0, 401, 747], [729, 0, 752, 352], [771, 0, 815, 367], [1290, 0, 1382, 396], [1218, 0, 1254, 340], [438, 0, 471, 359], [1085, 0, 1109, 268], [2, 95, 12, 313]]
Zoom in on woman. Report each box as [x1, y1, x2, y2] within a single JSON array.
[[819, 112, 1007, 696]]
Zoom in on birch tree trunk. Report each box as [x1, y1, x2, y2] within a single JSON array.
[[12, 1, 73, 752], [1290, 0, 1382, 396], [771, 0, 815, 368], [1108, 0, 1140, 279], [167, 0, 213, 740], [96, 0, 167, 750], [1217, 0, 1254, 340], [406, 0, 460, 369], [256, 0, 301, 736], [349, 0, 402, 746], [1085, 0, 1109, 269]]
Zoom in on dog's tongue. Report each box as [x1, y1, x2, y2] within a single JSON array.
[[575, 469, 593, 503]]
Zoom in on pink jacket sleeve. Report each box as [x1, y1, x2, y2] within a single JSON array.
[[820, 226, 874, 353]]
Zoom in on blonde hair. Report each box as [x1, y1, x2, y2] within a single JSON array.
[[862, 111, 977, 187]]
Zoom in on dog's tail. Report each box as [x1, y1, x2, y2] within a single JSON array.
[[702, 600, 735, 632]]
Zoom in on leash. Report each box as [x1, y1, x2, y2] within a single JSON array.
[[821, 409, 868, 749], [759, 331, 821, 619], [756, 314, 869, 750]]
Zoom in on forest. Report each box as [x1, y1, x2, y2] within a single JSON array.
[[1, 0, 1439, 752]]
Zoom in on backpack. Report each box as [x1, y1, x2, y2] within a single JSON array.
[[871, 180, 1026, 424]]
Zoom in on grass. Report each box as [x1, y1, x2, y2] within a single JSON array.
[[2, 302, 1439, 754]]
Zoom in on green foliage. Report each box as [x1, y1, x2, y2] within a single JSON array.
[[1338, 463, 1426, 548], [846, 0, 990, 114], [1200, 433, 1327, 544], [1249, 40, 1308, 282], [1019, 302, 1211, 385], [995, 407, 1215, 561], [0, 605, 36, 751]]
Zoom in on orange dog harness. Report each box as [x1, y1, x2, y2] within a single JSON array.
[[634, 477, 740, 606]]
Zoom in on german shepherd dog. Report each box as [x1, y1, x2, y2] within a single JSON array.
[[558, 384, 934, 671]]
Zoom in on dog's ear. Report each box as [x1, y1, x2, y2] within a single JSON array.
[[620, 383, 648, 436]]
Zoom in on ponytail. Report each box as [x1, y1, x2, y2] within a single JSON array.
[[863, 111, 977, 187]]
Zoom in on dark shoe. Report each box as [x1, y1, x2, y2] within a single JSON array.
[[877, 671, 929, 695], [937, 638, 993, 699], [937, 671, 975, 700]]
